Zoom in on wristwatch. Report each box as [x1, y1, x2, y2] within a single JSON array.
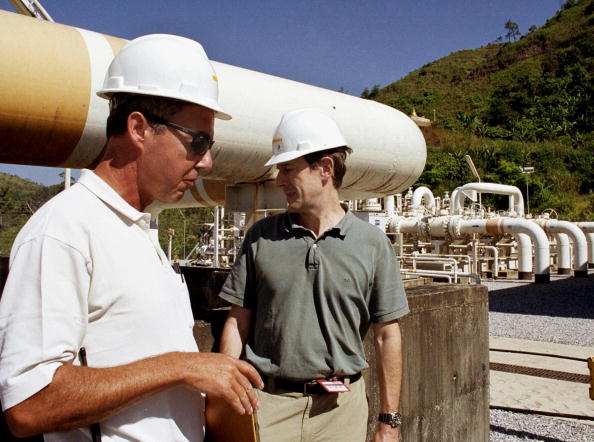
[[378, 412, 402, 428]]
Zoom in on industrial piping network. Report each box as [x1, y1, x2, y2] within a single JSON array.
[[382, 182, 592, 284]]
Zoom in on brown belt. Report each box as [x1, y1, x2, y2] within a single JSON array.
[[261, 372, 362, 395]]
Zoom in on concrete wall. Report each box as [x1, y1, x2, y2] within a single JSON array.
[[363, 283, 490, 441]]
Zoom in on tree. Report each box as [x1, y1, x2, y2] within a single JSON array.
[[361, 84, 380, 99], [504, 20, 521, 42]]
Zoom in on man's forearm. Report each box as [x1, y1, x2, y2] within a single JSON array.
[[372, 320, 404, 441], [220, 305, 252, 358], [6, 351, 263, 437], [374, 321, 404, 412]]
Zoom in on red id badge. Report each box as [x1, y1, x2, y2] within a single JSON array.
[[316, 379, 351, 393]]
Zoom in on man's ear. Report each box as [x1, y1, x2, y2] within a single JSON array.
[[318, 156, 335, 183], [127, 111, 149, 147]]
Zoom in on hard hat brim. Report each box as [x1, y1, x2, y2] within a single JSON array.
[[97, 89, 232, 120], [264, 143, 346, 167]]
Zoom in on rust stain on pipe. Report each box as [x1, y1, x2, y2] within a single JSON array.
[[0, 11, 90, 166], [486, 219, 504, 235]]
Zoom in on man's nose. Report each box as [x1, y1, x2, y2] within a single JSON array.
[[195, 149, 213, 170]]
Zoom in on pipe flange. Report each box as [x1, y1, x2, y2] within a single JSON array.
[[448, 216, 462, 239], [419, 216, 431, 241]]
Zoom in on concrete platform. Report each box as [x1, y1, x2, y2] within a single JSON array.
[[489, 336, 594, 419]]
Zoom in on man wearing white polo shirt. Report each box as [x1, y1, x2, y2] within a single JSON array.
[[0, 34, 261, 441]]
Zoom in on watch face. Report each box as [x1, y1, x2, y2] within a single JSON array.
[[391, 413, 402, 427]]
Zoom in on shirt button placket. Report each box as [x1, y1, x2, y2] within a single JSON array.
[[308, 242, 319, 270]]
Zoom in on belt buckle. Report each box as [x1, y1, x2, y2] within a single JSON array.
[[304, 380, 318, 395]]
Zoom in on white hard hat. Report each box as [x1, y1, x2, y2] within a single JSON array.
[[265, 109, 347, 166], [97, 34, 231, 120]]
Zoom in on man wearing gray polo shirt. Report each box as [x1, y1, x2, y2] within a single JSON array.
[[219, 109, 409, 441]]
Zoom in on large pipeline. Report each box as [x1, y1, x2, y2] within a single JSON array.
[[576, 222, 594, 268], [534, 219, 588, 277], [388, 215, 552, 283], [0, 10, 426, 203]]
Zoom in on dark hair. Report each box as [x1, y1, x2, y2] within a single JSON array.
[[105, 93, 187, 138], [303, 146, 352, 189]]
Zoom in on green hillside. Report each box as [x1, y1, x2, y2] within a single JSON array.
[[0, 173, 64, 254], [0, 172, 213, 259], [363, 0, 594, 219]]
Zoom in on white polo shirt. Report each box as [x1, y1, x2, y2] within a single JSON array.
[[0, 170, 204, 441]]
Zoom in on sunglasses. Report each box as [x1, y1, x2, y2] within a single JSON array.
[[145, 113, 214, 156]]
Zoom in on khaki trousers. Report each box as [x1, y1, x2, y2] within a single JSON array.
[[255, 377, 368, 442]]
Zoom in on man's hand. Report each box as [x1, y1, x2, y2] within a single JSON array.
[[179, 352, 263, 415], [372, 423, 400, 442], [5, 350, 263, 437]]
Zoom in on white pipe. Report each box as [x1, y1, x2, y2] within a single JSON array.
[[385, 195, 395, 217], [167, 228, 173, 262], [411, 186, 435, 211], [362, 198, 382, 211], [535, 219, 588, 276], [412, 252, 473, 273], [410, 253, 472, 262], [402, 271, 451, 283], [586, 233, 594, 268], [450, 188, 461, 214], [0, 10, 427, 199], [390, 217, 421, 236], [452, 183, 525, 216], [403, 269, 481, 284], [555, 233, 571, 274], [576, 222, 594, 231], [405, 255, 459, 282], [576, 222, 594, 267], [514, 233, 533, 279], [458, 217, 549, 282], [451, 189, 478, 213]]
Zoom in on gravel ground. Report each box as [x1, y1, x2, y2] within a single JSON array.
[[490, 409, 594, 442], [486, 274, 594, 441]]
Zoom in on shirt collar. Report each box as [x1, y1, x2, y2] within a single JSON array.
[[77, 169, 150, 224], [282, 203, 353, 238]]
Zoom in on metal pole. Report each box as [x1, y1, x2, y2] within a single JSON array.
[[526, 173, 530, 216], [64, 168, 71, 189], [213, 206, 220, 267], [464, 155, 482, 211]]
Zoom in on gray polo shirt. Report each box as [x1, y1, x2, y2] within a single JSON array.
[[220, 210, 409, 381]]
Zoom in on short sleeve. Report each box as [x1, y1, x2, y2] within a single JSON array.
[[0, 236, 90, 410], [219, 229, 256, 309], [369, 235, 409, 323]]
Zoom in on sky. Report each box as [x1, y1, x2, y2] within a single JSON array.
[[0, 0, 563, 185]]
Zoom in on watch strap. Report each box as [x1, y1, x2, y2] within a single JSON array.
[[378, 411, 402, 428]]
